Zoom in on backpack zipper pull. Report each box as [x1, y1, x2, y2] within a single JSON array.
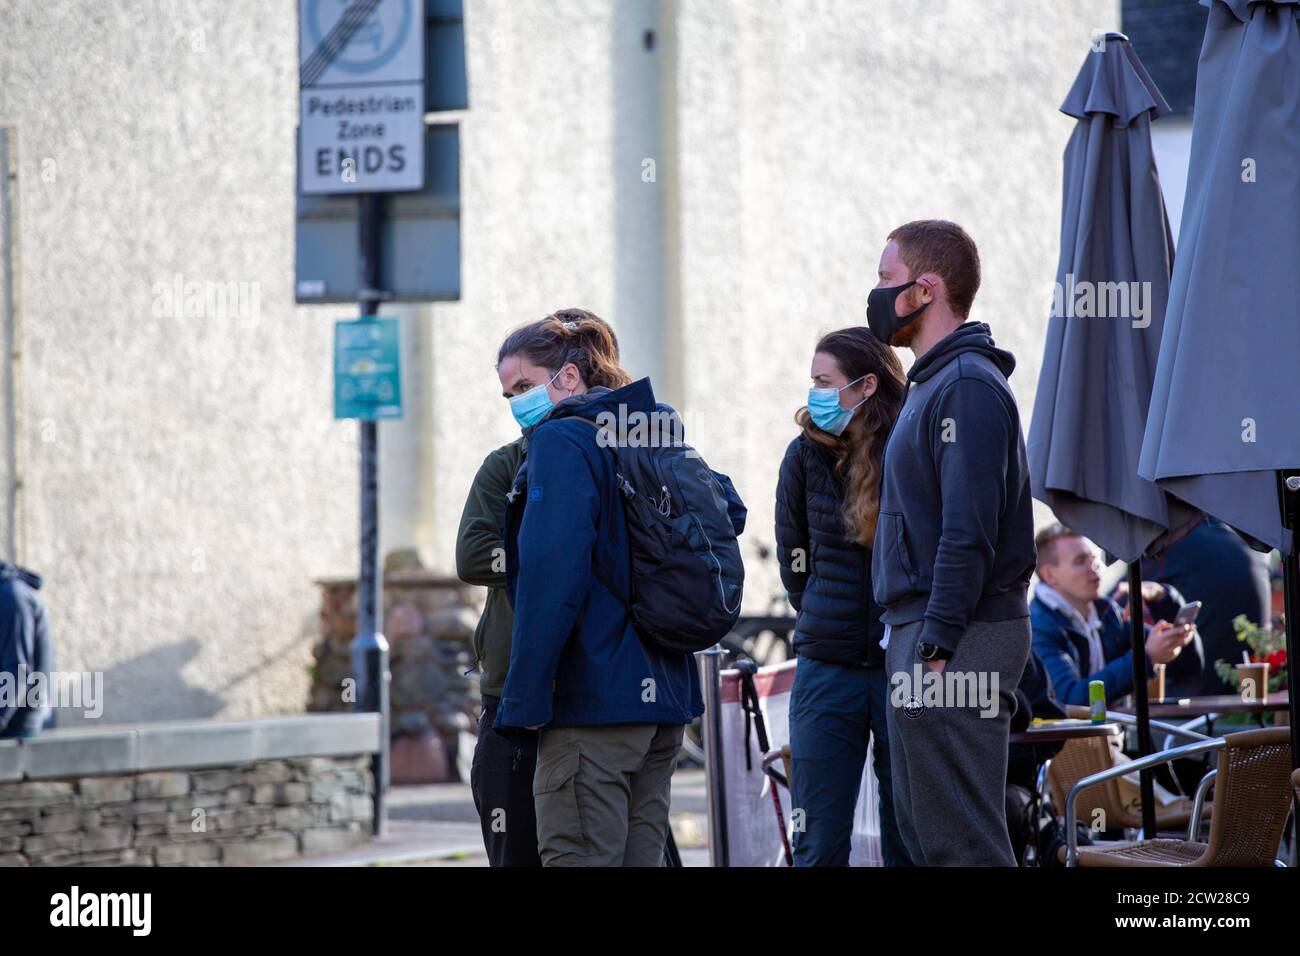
[[659, 485, 671, 515]]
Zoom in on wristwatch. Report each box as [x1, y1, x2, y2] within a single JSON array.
[[917, 641, 953, 662]]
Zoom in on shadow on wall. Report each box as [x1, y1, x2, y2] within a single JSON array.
[[52, 638, 225, 730]]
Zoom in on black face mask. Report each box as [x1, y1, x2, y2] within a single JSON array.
[[866, 281, 930, 345]]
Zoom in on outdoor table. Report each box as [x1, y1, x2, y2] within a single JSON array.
[[1009, 721, 1124, 745], [1112, 692, 1290, 721], [1009, 720, 1122, 866]]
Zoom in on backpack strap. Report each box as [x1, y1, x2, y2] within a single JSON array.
[[567, 418, 635, 610], [573, 417, 638, 497]]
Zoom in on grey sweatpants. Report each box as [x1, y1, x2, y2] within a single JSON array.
[[884, 617, 1030, 866]]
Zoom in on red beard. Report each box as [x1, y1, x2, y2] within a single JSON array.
[[890, 318, 920, 348], [888, 288, 927, 347]]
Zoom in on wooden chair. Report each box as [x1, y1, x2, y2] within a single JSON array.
[[1063, 728, 1293, 866]]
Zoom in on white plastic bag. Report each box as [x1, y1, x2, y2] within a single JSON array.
[[717, 659, 883, 866]]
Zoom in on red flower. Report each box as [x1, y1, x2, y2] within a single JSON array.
[[1265, 649, 1287, 672]]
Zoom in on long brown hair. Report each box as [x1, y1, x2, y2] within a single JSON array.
[[795, 327, 906, 547], [496, 308, 632, 389]]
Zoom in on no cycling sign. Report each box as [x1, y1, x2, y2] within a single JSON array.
[[298, 0, 425, 194]]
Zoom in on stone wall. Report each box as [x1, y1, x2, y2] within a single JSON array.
[[0, 713, 381, 866], [0, 755, 372, 867], [311, 565, 481, 781]]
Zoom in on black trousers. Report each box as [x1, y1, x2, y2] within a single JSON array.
[[470, 694, 542, 867]]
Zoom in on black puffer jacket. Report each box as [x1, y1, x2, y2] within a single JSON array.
[[775, 432, 885, 667]]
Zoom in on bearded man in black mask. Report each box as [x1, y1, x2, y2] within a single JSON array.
[[867, 219, 1036, 866]]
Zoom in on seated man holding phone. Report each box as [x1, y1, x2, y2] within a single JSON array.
[[1111, 578, 1206, 700], [1031, 524, 1198, 706]]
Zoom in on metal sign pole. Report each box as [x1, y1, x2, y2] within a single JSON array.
[[350, 192, 390, 837], [301, 0, 460, 841]]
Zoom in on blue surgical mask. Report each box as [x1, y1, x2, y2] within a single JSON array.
[[807, 375, 867, 436], [509, 368, 563, 430]]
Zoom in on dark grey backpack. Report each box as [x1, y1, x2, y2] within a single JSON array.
[[584, 418, 745, 655]]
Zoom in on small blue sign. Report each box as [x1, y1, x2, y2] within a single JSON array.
[[334, 318, 403, 420]]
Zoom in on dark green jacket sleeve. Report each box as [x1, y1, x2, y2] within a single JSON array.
[[455, 440, 523, 588]]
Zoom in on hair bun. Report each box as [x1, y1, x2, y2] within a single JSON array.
[[498, 308, 631, 392]]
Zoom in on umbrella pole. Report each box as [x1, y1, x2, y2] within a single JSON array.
[[1280, 472, 1300, 866], [1279, 473, 1300, 765], [1127, 563, 1159, 838]]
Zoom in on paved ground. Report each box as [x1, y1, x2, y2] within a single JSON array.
[[282, 767, 710, 867]]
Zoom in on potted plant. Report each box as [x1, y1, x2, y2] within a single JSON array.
[[1213, 614, 1289, 699]]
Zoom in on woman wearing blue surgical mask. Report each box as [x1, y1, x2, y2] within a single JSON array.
[[492, 308, 747, 867], [460, 311, 629, 868], [775, 326, 909, 866]]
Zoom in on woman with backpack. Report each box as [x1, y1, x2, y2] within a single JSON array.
[[493, 308, 746, 867], [775, 326, 910, 866]]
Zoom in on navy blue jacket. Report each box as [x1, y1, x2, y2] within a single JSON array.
[[0, 563, 53, 737], [872, 322, 1036, 652], [1030, 594, 1153, 706], [494, 378, 746, 729], [774, 432, 885, 667]]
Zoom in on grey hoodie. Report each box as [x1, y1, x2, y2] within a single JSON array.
[[871, 322, 1036, 652]]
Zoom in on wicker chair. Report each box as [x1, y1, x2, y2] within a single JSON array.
[[1063, 727, 1293, 866], [1048, 706, 1208, 832], [1046, 736, 1209, 832]]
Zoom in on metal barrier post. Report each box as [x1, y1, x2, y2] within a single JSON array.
[[697, 645, 728, 867]]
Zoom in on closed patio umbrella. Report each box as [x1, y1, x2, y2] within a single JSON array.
[[1138, 0, 1300, 766], [1028, 33, 1196, 836], [1030, 35, 1199, 564]]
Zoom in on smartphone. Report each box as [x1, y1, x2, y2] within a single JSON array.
[[1172, 600, 1202, 627]]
